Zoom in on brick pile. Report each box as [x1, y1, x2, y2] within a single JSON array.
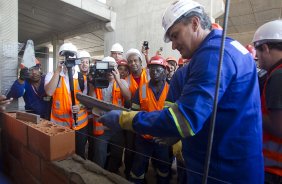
[[0, 113, 131, 184]]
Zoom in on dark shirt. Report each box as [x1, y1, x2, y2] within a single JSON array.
[[265, 59, 282, 110]]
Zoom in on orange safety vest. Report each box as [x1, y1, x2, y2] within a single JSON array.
[[128, 69, 150, 96], [262, 63, 282, 176], [93, 81, 124, 136], [139, 82, 169, 139], [50, 77, 88, 130]]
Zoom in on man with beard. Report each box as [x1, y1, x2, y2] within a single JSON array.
[[7, 59, 51, 119]]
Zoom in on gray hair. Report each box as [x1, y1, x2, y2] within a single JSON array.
[[175, 7, 212, 31]]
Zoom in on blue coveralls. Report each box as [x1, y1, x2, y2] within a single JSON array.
[[130, 30, 264, 183], [7, 76, 51, 119]]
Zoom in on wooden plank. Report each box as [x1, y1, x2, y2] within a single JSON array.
[[16, 111, 40, 124]]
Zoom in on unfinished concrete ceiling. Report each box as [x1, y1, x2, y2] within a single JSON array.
[[18, 0, 282, 57], [19, 0, 108, 57], [216, 0, 282, 45]]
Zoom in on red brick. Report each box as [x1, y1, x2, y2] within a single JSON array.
[[21, 146, 41, 180], [8, 137, 22, 160], [28, 122, 75, 161], [40, 160, 68, 184], [2, 113, 28, 146], [6, 151, 40, 184]]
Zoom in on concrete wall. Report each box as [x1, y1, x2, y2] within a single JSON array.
[[0, 0, 18, 94], [105, 0, 180, 62], [105, 0, 224, 63]]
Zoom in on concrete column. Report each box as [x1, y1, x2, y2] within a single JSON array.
[[0, 0, 18, 94], [52, 38, 64, 72]]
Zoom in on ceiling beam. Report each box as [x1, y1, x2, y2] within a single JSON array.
[[35, 21, 105, 46]]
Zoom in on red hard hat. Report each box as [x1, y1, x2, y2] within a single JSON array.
[[212, 23, 223, 30], [148, 55, 167, 67], [116, 59, 128, 66], [245, 44, 257, 59], [166, 56, 178, 65], [178, 57, 184, 65]]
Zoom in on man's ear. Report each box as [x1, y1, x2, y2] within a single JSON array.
[[191, 16, 200, 32], [261, 44, 270, 53]]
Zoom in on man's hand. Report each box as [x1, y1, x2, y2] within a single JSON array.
[[0, 95, 13, 112], [72, 105, 80, 114], [153, 137, 180, 146], [97, 110, 122, 131], [141, 46, 149, 56], [19, 67, 30, 80], [112, 67, 121, 82]]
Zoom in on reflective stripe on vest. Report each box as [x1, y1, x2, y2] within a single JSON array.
[[139, 82, 169, 139], [262, 63, 282, 175], [92, 83, 125, 135], [129, 69, 150, 96]]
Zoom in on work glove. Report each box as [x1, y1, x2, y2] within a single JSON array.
[[97, 110, 139, 132], [19, 67, 30, 80], [97, 110, 122, 131], [153, 137, 180, 146]]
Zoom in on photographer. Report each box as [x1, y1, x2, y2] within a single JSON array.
[[44, 43, 88, 159], [89, 56, 131, 168], [7, 59, 51, 119]]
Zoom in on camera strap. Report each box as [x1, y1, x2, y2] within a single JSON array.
[[77, 72, 85, 92]]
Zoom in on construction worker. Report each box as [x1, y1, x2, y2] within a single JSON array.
[[252, 20, 282, 184], [77, 50, 95, 160], [110, 43, 124, 61], [98, 0, 263, 183], [77, 50, 90, 76], [7, 59, 52, 120], [120, 48, 150, 178], [126, 48, 150, 96], [117, 59, 130, 79], [130, 55, 170, 184], [89, 56, 131, 168], [44, 43, 88, 159], [106, 58, 131, 173], [0, 95, 12, 112], [165, 56, 178, 84]]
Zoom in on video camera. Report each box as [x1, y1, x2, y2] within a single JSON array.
[[88, 60, 115, 88], [59, 50, 81, 68]]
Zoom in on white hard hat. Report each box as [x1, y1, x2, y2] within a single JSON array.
[[77, 50, 91, 59], [126, 48, 142, 60], [111, 43, 124, 53], [59, 43, 78, 56], [162, 0, 203, 43], [102, 56, 117, 67], [252, 20, 282, 47]]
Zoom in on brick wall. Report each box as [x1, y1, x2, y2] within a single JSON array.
[[0, 113, 131, 184]]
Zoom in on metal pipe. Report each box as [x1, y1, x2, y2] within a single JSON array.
[[202, 0, 231, 183]]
